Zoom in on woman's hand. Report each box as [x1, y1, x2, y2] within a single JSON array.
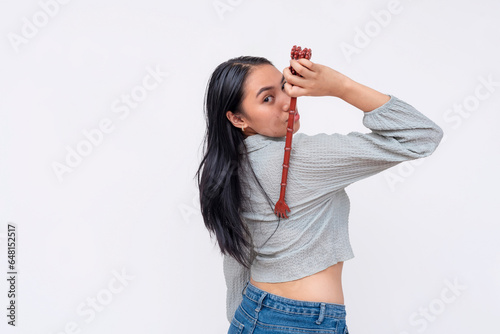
[[283, 58, 391, 112], [282, 59, 351, 99]]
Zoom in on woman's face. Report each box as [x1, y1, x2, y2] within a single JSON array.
[[227, 64, 300, 138]]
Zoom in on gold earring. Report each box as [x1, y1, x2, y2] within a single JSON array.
[[241, 125, 246, 132]]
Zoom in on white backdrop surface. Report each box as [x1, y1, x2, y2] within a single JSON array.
[[1, 0, 499, 333]]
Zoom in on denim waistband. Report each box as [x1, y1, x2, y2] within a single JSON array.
[[241, 280, 347, 319]]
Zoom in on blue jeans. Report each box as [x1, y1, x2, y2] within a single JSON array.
[[228, 280, 350, 334]]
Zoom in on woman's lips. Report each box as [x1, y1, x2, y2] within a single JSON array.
[[286, 111, 300, 123]]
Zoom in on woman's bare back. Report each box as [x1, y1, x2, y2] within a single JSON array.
[[250, 261, 345, 305]]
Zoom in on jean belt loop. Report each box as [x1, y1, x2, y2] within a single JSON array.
[[254, 290, 267, 314], [316, 302, 326, 325]]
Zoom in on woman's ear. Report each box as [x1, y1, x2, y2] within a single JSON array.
[[226, 111, 247, 128]]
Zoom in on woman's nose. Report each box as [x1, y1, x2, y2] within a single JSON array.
[[281, 92, 291, 112]]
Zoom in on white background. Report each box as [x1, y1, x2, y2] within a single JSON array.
[[1, 0, 499, 333]]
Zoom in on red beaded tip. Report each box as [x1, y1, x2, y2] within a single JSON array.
[[289, 45, 312, 76]]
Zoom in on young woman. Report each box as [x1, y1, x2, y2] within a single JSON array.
[[196, 55, 443, 333]]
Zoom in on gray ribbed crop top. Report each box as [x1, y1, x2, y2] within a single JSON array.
[[222, 95, 444, 323]]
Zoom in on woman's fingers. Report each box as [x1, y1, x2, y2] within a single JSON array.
[[282, 59, 321, 97], [289, 58, 315, 78], [283, 59, 313, 83], [284, 70, 307, 87], [284, 82, 307, 97], [283, 72, 307, 97], [284, 59, 350, 98]]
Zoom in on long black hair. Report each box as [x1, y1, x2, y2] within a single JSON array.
[[195, 56, 281, 269]]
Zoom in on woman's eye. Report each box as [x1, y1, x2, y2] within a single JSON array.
[[263, 96, 273, 103]]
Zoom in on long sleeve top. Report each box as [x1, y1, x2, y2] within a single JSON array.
[[222, 94, 444, 323]]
